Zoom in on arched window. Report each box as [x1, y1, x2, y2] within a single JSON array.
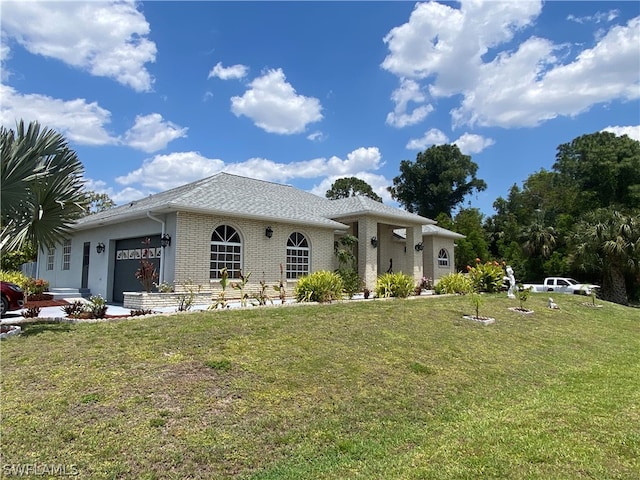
[[438, 248, 449, 267], [286, 232, 310, 279], [210, 225, 242, 279]]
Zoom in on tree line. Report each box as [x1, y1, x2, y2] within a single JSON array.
[[327, 132, 640, 305]]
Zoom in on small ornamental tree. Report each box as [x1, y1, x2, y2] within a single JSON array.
[[514, 284, 533, 311], [134, 238, 158, 292]]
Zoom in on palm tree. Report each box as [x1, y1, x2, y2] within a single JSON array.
[[521, 222, 557, 258], [1, 120, 87, 253], [571, 208, 640, 305]]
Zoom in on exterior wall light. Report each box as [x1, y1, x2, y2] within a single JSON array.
[[265, 226, 273, 238], [371, 237, 378, 248], [415, 242, 424, 252], [160, 234, 172, 248], [96, 242, 105, 254]]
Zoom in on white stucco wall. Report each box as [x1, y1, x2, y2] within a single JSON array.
[[38, 215, 174, 301]]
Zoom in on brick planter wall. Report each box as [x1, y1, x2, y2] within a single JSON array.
[[123, 292, 214, 310]]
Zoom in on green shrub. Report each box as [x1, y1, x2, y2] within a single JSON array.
[[434, 272, 473, 294], [467, 260, 504, 293], [87, 295, 107, 318], [294, 270, 343, 303], [336, 268, 362, 299], [374, 272, 415, 299], [0, 270, 30, 290]]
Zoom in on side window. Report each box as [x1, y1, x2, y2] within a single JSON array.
[[437, 248, 449, 267], [210, 225, 242, 279], [286, 232, 310, 279], [62, 240, 71, 270], [558, 279, 569, 286], [47, 248, 55, 271]]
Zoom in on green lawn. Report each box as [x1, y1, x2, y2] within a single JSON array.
[[1, 294, 639, 479]]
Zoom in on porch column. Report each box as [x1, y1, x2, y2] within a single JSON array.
[[407, 225, 424, 283], [358, 217, 379, 289]]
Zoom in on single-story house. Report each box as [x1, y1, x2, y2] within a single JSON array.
[[37, 173, 464, 306]]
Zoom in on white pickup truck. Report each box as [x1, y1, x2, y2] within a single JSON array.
[[522, 277, 599, 295]]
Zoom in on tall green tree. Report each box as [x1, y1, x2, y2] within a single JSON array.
[[1, 120, 87, 253], [326, 177, 382, 202], [571, 208, 640, 305], [554, 132, 640, 213], [389, 144, 486, 219]]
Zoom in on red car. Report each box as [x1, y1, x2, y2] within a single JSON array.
[[1, 281, 25, 317]]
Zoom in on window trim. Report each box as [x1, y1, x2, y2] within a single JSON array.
[[437, 248, 449, 268], [210, 224, 243, 280], [62, 239, 71, 270], [286, 232, 310, 280], [47, 248, 55, 271]]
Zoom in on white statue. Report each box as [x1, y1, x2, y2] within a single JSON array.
[[548, 297, 560, 309], [506, 265, 516, 299]]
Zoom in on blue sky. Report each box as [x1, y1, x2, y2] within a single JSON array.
[[1, 1, 638, 218]]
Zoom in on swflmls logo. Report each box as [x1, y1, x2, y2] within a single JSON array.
[[2, 463, 79, 477]]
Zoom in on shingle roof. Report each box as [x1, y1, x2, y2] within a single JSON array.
[[75, 173, 435, 230], [317, 195, 434, 225]]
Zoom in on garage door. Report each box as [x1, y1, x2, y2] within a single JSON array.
[[113, 236, 161, 304]]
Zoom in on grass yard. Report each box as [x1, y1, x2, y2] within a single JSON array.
[[1, 294, 639, 479]]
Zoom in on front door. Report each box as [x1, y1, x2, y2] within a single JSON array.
[[81, 242, 90, 289]]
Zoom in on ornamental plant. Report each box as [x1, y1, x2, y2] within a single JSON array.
[[294, 270, 343, 303], [374, 272, 415, 299], [514, 284, 533, 311], [434, 272, 473, 294], [469, 292, 485, 319], [466, 259, 504, 293], [134, 238, 158, 293], [210, 267, 230, 309], [231, 271, 251, 307]]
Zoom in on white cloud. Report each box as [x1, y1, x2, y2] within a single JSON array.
[[114, 147, 384, 200], [0, 41, 11, 81], [386, 78, 433, 128], [0, 84, 117, 145], [602, 125, 640, 141], [82, 178, 146, 205], [452, 17, 640, 128], [115, 152, 225, 191], [208, 61, 248, 80], [230, 68, 323, 134], [568, 10, 619, 24], [382, 1, 541, 95], [406, 129, 494, 154], [382, 1, 639, 130], [307, 131, 326, 142], [124, 113, 188, 153], [406, 128, 449, 150], [453, 133, 495, 154], [1, 1, 156, 92], [224, 147, 383, 183]]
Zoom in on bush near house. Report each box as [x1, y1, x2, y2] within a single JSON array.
[[375, 272, 415, 298], [435, 272, 473, 294], [294, 270, 343, 303], [467, 259, 504, 293]]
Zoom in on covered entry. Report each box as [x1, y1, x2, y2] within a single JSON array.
[[112, 236, 161, 304]]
